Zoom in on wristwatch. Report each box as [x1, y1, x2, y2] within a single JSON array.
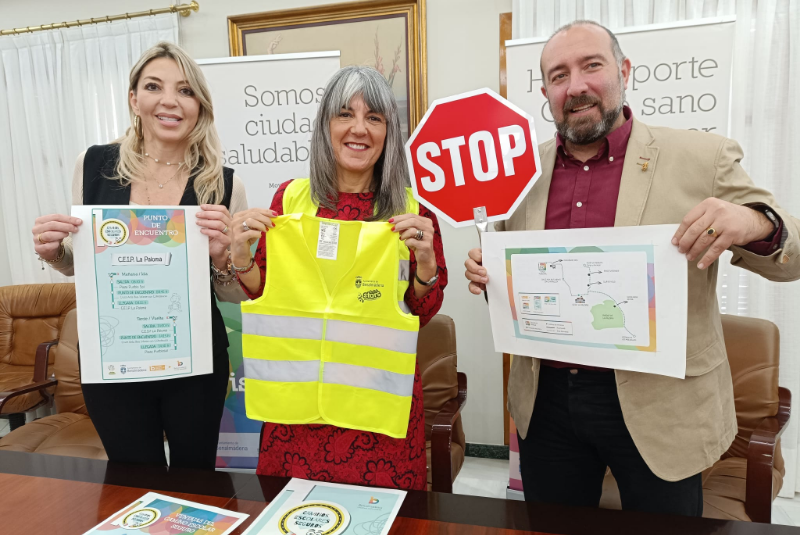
[[414, 266, 439, 286], [761, 207, 780, 232]]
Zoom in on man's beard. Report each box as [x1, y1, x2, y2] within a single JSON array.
[[553, 87, 625, 146]]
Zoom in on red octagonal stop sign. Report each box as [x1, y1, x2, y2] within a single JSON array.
[[405, 88, 542, 227]]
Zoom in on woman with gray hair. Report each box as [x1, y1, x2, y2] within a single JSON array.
[[230, 65, 446, 490]]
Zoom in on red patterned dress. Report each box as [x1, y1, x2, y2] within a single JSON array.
[[240, 179, 448, 490]]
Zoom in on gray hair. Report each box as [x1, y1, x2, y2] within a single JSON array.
[[309, 65, 409, 221], [540, 20, 626, 84]]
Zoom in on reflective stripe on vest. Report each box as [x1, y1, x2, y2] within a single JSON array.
[[243, 358, 415, 397], [243, 314, 418, 354], [242, 184, 420, 438]]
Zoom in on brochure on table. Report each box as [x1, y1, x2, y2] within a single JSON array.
[[243, 478, 406, 535], [482, 224, 688, 378], [72, 205, 213, 383], [82, 492, 248, 534]]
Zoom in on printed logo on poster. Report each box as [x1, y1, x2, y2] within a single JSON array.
[[98, 218, 129, 247], [279, 501, 350, 535], [118, 507, 161, 528]]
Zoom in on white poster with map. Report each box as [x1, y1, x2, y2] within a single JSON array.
[[482, 225, 687, 378]]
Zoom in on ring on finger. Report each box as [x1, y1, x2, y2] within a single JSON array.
[[37, 233, 47, 244], [706, 227, 717, 237], [415, 229, 424, 240], [243, 220, 251, 232], [222, 225, 229, 234]]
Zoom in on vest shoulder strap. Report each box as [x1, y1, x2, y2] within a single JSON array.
[[283, 178, 317, 215], [404, 187, 419, 215]]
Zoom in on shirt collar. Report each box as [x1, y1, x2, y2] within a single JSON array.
[[556, 105, 633, 162]]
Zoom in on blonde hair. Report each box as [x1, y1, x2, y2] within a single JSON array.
[[115, 41, 224, 205]]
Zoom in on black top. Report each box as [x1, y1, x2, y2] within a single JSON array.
[[82, 143, 234, 355]]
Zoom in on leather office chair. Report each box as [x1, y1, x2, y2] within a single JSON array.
[[1, 309, 469, 475], [418, 314, 467, 493], [599, 314, 789, 523], [0, 309, 106, 459], [0, 283, 76, 430]]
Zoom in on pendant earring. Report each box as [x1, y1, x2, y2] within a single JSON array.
[[133, 115, 143, 140]]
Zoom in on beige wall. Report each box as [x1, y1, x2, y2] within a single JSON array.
[[0, 0, 512, 445]]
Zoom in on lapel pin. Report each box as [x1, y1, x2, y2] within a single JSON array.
[[638, 156, 650, 172]]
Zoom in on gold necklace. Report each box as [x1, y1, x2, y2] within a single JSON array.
[[145, 167, 185, 204], [144, 151, 184, 167], [153, 163, 183, 189]]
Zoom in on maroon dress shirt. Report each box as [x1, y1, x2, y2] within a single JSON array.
[[542, 107, 782, 370]]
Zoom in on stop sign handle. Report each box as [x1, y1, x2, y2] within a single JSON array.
[[473, 206, 489, 243]]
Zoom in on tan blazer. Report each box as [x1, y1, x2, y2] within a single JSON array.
[[499, 117, 800, 482]]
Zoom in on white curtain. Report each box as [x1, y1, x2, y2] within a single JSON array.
[[513, 0, 800, 496], [0, 14, 179, 285]]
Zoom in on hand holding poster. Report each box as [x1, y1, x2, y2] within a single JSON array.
[[72, 205, 213, 383], [482, 225, 688, 378]]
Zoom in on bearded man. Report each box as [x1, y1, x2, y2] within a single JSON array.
[[464, 20, 800, 516]]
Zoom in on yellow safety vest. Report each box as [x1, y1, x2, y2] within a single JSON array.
[[242, 179, 420, 438]]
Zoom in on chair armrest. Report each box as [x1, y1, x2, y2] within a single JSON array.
[[745, 387, 791, 524], [430, 374, 468, 494], [0, 379, 59, 414], [34, 340, 58, 383]]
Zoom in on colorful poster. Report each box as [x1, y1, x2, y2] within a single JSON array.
[[82, 492, 248, 535], [216, 300, 262, 468], [242, 479, 405, 535], [482, 225, 687, 378], [72, 205, 213, 383]]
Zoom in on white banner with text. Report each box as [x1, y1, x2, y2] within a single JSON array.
[[506, 18, 734, 138], [199, 52, 341, 207], [198, 52, 340, 469]]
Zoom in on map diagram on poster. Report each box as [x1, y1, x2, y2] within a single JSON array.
[[511, 250, 652, 349]]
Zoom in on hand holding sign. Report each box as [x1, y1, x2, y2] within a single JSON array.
[[405, 88, 542, 228]]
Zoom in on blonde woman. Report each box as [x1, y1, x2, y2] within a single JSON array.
[[31, 42, 248, 469]]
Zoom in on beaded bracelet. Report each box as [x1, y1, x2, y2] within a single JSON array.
[[232, 255, 256, 275]]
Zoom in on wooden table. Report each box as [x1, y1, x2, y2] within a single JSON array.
[[0, 450, 798, 534]]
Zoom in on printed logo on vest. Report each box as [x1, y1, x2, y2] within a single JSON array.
[[355, 275, 384, 288], [358, 289, 382, 303]]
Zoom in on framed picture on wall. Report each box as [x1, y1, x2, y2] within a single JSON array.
[[228, 0, 427, 139]]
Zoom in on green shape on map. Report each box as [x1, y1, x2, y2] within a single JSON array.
[[590, 300, 624, 330]]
